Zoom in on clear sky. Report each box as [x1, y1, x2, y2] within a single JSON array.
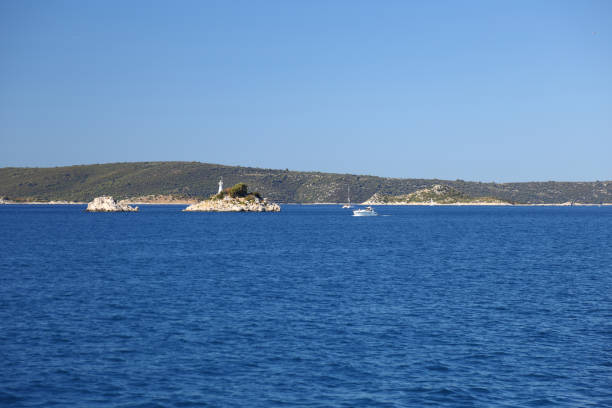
[[1, 0, 610, 181]]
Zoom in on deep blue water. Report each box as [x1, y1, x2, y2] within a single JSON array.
[[1, 204, 611, 407]]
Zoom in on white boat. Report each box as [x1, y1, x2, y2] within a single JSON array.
[[342, 186, 353, 209], [353, 206, 378, 216]]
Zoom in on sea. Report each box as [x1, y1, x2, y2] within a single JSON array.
[[1, 204, 611, 407]]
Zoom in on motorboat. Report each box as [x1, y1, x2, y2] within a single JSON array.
[[353, 206, 378, 216]]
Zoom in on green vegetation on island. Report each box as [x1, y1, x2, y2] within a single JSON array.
[[364, 185, 511, 204], [1, 161, 611, 204], [213, 182, 262, 202], [184, 182, 280, 212]]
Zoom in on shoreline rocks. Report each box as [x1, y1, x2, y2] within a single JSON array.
[[363, 184, 511, 205], [48, 200, 82, 205], [86, 196, 139, 212], [121, 194, 199, 205]]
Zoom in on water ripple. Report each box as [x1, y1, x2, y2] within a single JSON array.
[[1, 205, 611, 407]]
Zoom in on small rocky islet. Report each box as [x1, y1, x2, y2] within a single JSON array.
[[84, 183, 280, 213], [184, 183, 280, 212], [86, 196, 139, 212]]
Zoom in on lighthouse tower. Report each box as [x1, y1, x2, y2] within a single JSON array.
[[218, 177, 223, 194]]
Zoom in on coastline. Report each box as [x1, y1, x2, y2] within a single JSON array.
[[2, 201, 611, 206], [361, 202, 512, 206], [0, 202, 192, 205], [360, 202, 612, 206], [0, 201, 87, 205], [0, 198, 197, 205]]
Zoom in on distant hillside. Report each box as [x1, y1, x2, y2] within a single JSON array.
[[364, 185, 510, 205], [1, 161, 611, 204]]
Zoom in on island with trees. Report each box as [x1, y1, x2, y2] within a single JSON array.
[[183, 182, 280, 212]]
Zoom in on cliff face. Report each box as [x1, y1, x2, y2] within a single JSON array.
[[183, 195, 280, 212], [363, 185, 510, 205], [86, 196, 139, 212]]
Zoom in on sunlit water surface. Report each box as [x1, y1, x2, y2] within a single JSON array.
[[1, 205, 611, 407]]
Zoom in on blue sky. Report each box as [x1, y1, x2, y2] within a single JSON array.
[[1, 0, 610, 181]]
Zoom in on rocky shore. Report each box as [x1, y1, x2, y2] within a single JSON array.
[[184, 195, 280, 212], [184, 182, 280, 212], [86, 196, 139, 212], [363, 185, 511, 205], [122, 194, 199, 205]]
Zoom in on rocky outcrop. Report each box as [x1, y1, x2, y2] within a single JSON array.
[[363, 184, 511, 205], [363, 193, 386, 205], [86, 196, 139, 212], [183, 195, 280, 212]]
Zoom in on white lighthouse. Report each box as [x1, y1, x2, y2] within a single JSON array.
[[218, 177, 223, 194]]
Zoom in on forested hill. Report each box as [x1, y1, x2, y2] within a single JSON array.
[[1, 161, 611, 204]]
